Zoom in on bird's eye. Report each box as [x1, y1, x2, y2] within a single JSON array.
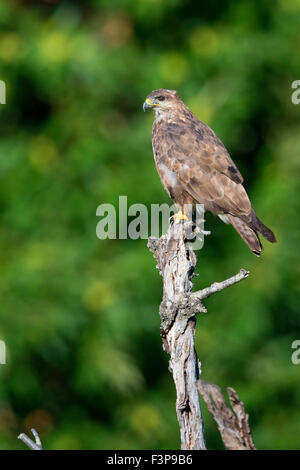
[[156, 95, 165, 101]]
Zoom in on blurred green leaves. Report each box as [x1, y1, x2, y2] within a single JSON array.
[[0, 0, 299, 450]]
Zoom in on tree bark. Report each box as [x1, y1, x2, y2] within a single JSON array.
[[148, 221, 249, 450], [198, 380, 256, 450], [148, 222, 206, 450]]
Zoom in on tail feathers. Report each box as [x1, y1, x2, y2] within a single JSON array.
[[227, 214, 262, 256], [250, 210, 277, 243]]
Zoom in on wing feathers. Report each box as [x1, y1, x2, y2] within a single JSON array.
[[227, 214, 262, 256], [250, 210, 277, 243]]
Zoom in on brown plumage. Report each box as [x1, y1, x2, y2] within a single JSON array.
[[143, 88, 276, 255]]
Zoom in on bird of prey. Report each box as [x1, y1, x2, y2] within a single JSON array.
[[143, 88, 276, 255]]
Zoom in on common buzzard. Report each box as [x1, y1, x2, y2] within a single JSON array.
[[143, 89, 276, 255]]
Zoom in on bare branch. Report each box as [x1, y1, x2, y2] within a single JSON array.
[[191, 268, 249, 302], [18, 428, 43, 450], [198, 380, 256, 450]]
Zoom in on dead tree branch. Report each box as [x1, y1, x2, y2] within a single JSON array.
[[198, 380, 256, 450], [190, 269, 249, 303], [18, 428, 43, 450], [148, 221, 249, 450]]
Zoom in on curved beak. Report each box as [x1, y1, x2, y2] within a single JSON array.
[[143, 98, 151, 112]]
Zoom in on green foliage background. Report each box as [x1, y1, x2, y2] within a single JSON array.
[[0, 0, 299, 450]]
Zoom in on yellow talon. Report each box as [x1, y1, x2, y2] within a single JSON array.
[[173, 210, 189, 223]]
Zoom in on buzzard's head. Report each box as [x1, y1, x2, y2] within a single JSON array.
[[143, 89, 180, 114]]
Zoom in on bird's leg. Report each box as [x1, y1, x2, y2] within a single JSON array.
[[172, 209, 189, 224]]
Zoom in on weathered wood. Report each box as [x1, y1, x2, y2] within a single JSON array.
[[18, 428, 43, 450], [148, 221, 250, 450], [148, 221, 206, 450], [198, 380, 256, 450]]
